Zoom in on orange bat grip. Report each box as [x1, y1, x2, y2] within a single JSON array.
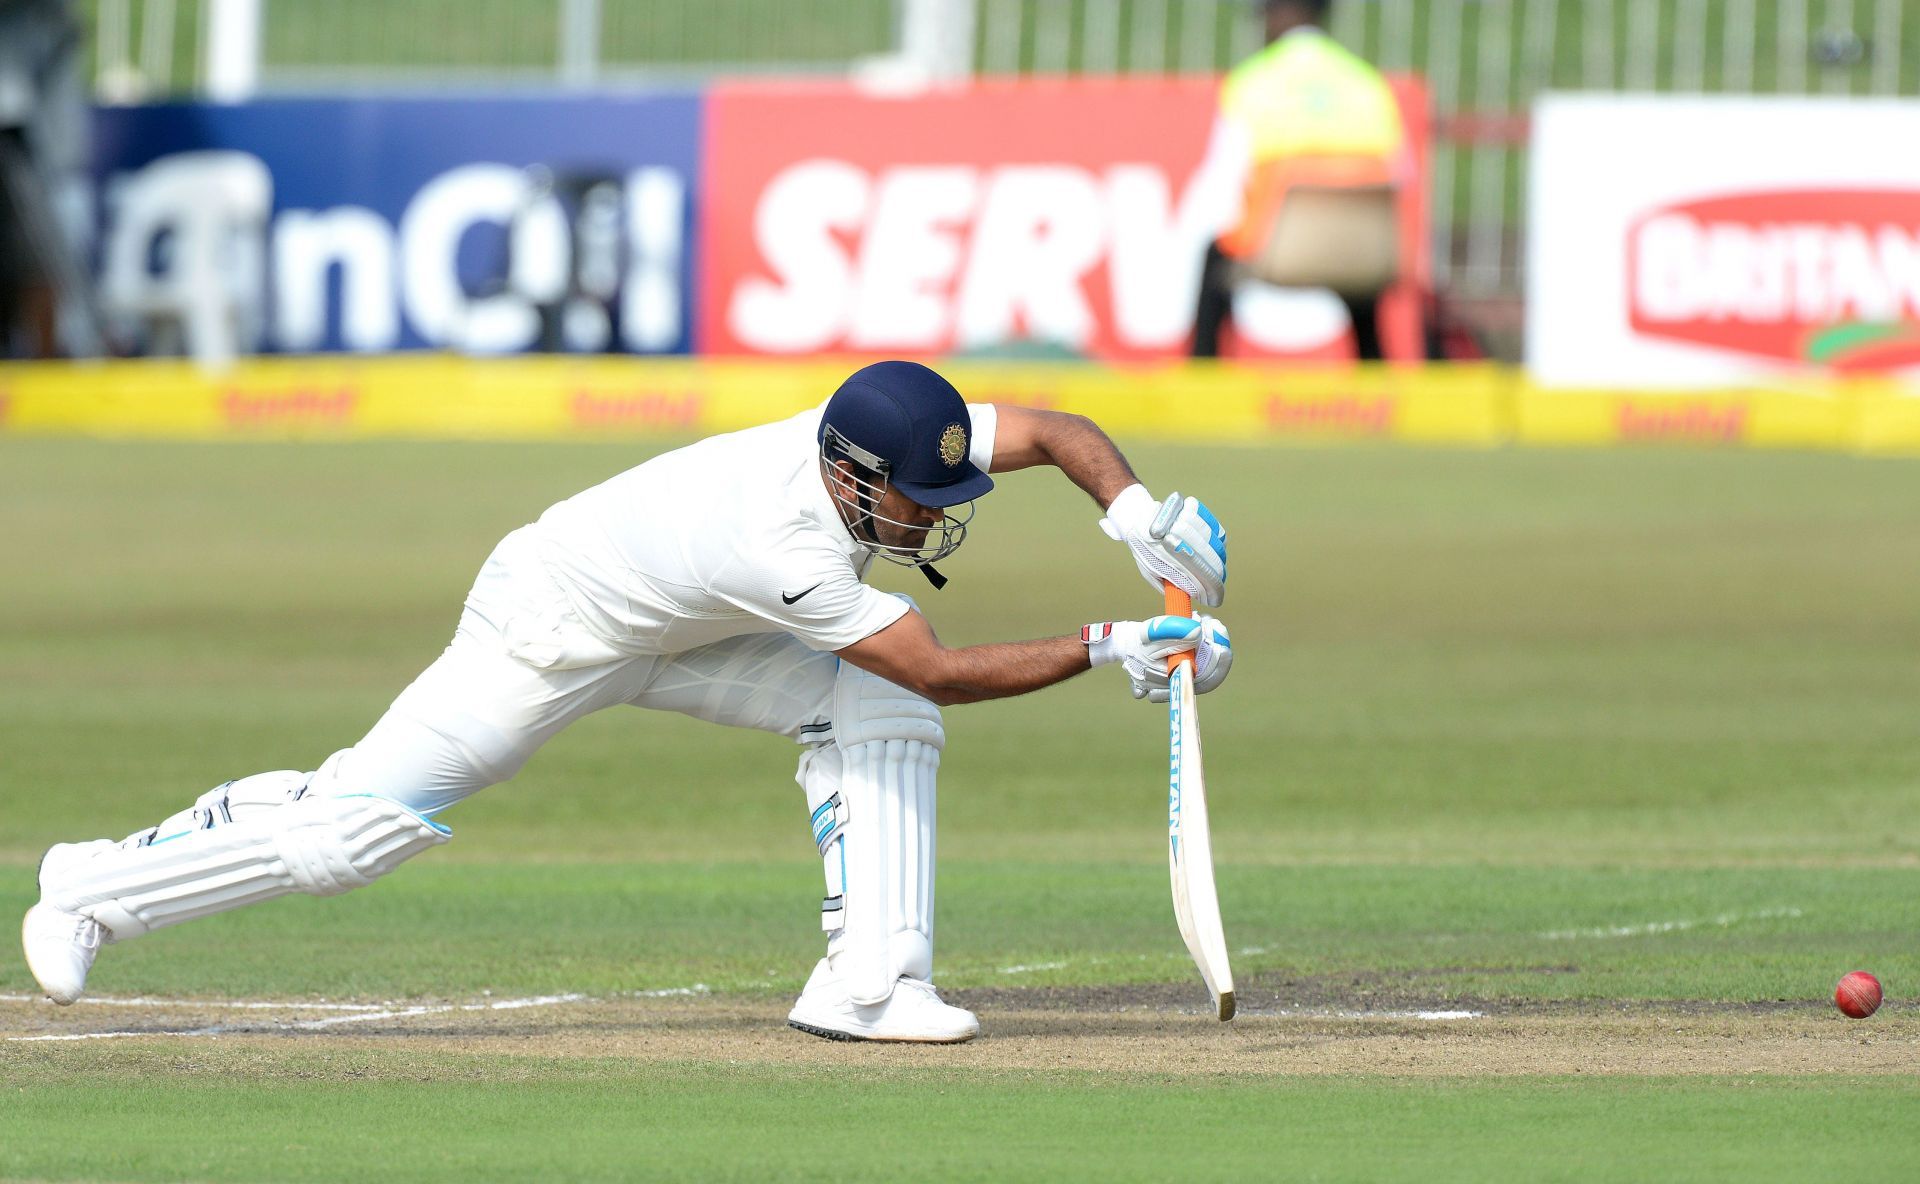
[[1162, 581, 1195, 673]]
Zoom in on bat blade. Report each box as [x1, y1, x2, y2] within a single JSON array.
[[1168, 653, 1236, 1021]]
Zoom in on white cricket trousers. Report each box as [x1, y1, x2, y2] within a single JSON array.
[[308, 527, 840, 816]]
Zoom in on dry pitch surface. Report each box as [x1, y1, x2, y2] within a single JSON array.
[[7, 978, 1912, 1077]]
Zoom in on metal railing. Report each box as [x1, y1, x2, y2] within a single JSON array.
[[973, 0, 1263, 72], [87, 0, 902, 95], [967, 0, 1916, 305], [1317, 0, 1917, 300]]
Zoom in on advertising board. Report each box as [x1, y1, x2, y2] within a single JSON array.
[[1527, 95, 1920, 387], [701, 77, 1429, 361], [93, 96, 704, 355], [91, 79, 1426, 361]]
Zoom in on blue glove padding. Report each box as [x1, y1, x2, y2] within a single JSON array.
[[1097, 485, 1228, 607], [1130, 615, 1231, 703], [1083, 614, 1233, 703]]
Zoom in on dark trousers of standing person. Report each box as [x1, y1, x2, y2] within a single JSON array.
[[1190, 241, 1382, 362]]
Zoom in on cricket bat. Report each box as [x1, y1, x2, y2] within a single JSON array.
[[1161, 578, 1236, 1022]]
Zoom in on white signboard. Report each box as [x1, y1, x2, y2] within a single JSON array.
[[1526, 94, 1920, 388]]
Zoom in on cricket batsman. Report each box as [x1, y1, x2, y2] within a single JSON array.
[[21, 361, 1232, 1043]]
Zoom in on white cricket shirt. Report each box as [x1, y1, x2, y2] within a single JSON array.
[[524, 403, 997, 656]]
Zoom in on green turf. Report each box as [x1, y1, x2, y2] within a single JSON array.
[[0, 861, 1910, 1002], [3, 437, 1917, 1178], [2, 438, 1916, 999], [3, 439, 1916, 869], [4, 1050, 1919, 1183]]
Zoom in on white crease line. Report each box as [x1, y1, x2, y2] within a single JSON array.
[[1265, 1007, 1485, 1021], [5, 992, 587, 1043], [1539, 906, 1803, 941], [631, 984, 710, 998], [8, 1030, 173, 1043], [996, 961, 1071, 975], [465, 992, 589, 1010], [287, 1005, 449, 1030], [0, 993, 389, 1012]]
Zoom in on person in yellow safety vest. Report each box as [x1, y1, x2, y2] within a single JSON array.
[[1190, 0, 1412, 361]]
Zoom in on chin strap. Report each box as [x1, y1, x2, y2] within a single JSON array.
[[920, 564, 948, 590]]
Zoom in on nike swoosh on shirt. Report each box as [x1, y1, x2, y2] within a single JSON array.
[[781, 583, 824, 605]]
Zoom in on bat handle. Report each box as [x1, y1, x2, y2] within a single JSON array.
[[1162, 581, 1195, 674]]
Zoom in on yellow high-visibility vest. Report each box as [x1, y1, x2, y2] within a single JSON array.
[[1220, 28, 1404, 163], [1217, 28, 1406, 260]]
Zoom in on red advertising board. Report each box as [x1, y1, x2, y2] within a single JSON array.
[[702, 77, 1428, 361], [1628, 189, 1920, 371]]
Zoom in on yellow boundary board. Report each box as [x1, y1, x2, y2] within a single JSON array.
[[0, 357, 1915, 454]]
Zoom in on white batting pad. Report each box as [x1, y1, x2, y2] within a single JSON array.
[[797, 661, 943, 1006], [121, 769, 312, 848], [45, 792, 449, 941]]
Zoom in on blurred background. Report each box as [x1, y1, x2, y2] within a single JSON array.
[[0, 0, 1916, 444]]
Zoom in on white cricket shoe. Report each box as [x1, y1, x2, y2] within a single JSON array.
[[787, 958, 980, 1043], [22, 903, 104, 1005], [22, 840, 116, 1005]]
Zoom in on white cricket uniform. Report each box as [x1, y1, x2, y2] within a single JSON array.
[[307, 403, 998, 815]]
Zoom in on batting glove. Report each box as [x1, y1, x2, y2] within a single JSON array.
[[1098, 484, 1228, 608], [1129, 615, 1232, 703], [1083, 615, 1233, 702]]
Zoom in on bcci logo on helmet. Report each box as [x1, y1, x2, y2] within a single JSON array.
[[939, 423, 967, 467]]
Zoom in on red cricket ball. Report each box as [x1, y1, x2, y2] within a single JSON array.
[[1835, 971, 1882, 1019]]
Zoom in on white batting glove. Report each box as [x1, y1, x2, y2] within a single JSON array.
[[1083, 615, 1233, 702], [1098, 484, 1228, 608], [1127, 615, 1232, 703]]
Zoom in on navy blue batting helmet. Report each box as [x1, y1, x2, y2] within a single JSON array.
[[818, 362, 994, 508]]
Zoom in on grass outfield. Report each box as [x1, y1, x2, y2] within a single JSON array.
[[6, 1052, 1920, 1183], [3, 437, 1918, 1180]]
